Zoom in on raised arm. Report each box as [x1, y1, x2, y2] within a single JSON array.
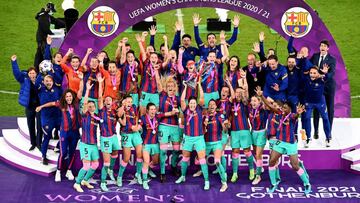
[[258, 32, 267, 62], [193, 13, 204, 47], [81, 48, 92, 68], [198, 77, 205, 106], [11, 55, 25, 83], [97, 73, 105, 109], [115, 39, 123, 63], [136, 34, 147, 62], [171, 21, 182, 50], [225, 78, 235, 101], [60, 48, 73, 73], [44, 35, 52, 60], [220, 31, 229, 62], [77, 72, 84, 100], [154, 66, 163, 93], [226, 15, 239, 45], [180, 83, 187, 111], [287, 34, 296, 55], [177, 47, 185, 74], [161, 35, 169, 68], [149, 25, 157, 48], [255, 86, 277, 112], [82, 81, 93, 114]]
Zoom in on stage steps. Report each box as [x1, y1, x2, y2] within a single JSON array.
[[342, 148, 360, 172], [2, 129, 59, 164], [17, 117, 58, 149], [0, 137, 57, 177]]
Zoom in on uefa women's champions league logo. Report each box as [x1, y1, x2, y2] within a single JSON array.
[[281, 7, 313, 38], [87, 6, 119, 37]]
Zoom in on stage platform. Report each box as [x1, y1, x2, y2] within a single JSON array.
[[0, 117, 360, 177]]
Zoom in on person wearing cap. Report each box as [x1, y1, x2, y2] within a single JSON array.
[[34, 2, 64, 70]]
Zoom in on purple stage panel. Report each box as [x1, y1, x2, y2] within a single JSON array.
[[1, 162, 360, 203], [0, 117, 16, 137]]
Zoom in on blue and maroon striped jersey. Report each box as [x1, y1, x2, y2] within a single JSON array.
[[231, 101, 250, 131], [277, 113, 297, 144], [139, 113, 164, 144], [248, 104, 268, 131], [81, 112, 99, 144], [201, 63, 219, 93], [119, 62, 138, 94], [181, 70, 198, 100], [82, 70, 100, 99], [121, 104, 138, 134], [141, 59, 158, 94], [266, 111, 281, 138], [58, 103, 81, 131], [216, 98, 231, 119], [184, 106, 204, 137], [204, 112, 223, 142], [159, 91, 179, 126], [227, 70, 241, 89], [99, 107, 117, 137]]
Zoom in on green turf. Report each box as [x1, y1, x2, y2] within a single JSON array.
[[1, 0, 359, 117]]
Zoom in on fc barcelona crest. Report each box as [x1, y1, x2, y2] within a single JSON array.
[[87, 6, 119, 37], [281, 7, 313, 38]]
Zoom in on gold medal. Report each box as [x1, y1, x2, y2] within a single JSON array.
[[113, 86, 117, 90], [254, 78, 258, 82]]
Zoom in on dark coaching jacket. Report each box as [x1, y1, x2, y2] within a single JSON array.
[[11, 60, 34, 108]]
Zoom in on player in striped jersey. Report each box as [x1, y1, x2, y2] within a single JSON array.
[[180, 59, 198, 102], [137, 34, 164, 115], [230, 84, 256, 183], [248, 95, 268, 185], [176, 79, 210, 190], [202, 31, 229, 108], [73, 81, 100, 193], [156, 76, 182, 182], [204, 99, 229, 192], [97, 75, 121, 191], [138, 102, 176, 189], [117, 95, 144, 187], [119, 37, 140, 107], [256, 87, 311, 194], [225, 55, 246, 89]]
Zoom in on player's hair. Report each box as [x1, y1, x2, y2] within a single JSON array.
[[247, 52, 257, 58], [283, 101, 293, 112], [27, 67, 37, 73], [146, 102, 156, 111], [108, 60, 117, 65], [320, 39, 330, 47], [125, 43, 131, 47], [126, 50, 135, 57], [149, 52, 158, 57], [59, 89, 78, 109], [227, 55, 240, 71], [124, 94, 133, 100], [287, 55, 296, 60], [274, 100, 284, 107], [53, 52, 63, 58], [44, 74, 53, 81], [267, 55, 278, 62], [309, 65, 320, 72], [71, 55, 80, 61], [207, 33, 216, 39], [221, 85, 230, 91], [99, 50, 109, 58], [88, 100, 96, 105], [182, 34, 192, 40], [207, 50, 216, 56], [251, 95, 261, 101], [160, 43, 165, 50], [208, 99, 216, 106], [162, 76, 179, 95], [188, 96, 197, 103]]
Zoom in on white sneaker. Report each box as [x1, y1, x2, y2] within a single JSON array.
[[175, 176, 186, 184], [304, 139, 310, 148], [108, 169, 115, 181], [212, 168, 219, 174], [81, 180, 94, 189], [326, 139, 331, 147], [252, 175, 261, 185], [148, 169, 157, 178], [192, 170, 202, 177], [73, 183, 84, 193], [66, 170, 74, 180], [220, 182, 228, 192], [55, 170, 61, 182]]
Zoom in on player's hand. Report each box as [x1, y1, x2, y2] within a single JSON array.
[[179, 47, 185, 55], [240, 69, 247, 78], [255, 86, 263, 96], [272, 83, 279, 91], [86, 80, 94, 90], [118, 39, 123, 48], [252, 42, 260, 53], [193, 13, 201, 26], [175, 21, 182, 32], [259, 31, 265, 42], [220, 30, 226, 42], [96, 73, 104, 83], [172, 108, 179, 115], [149, 25, 157, 36], [86, 48, 93, 55], [67, 48, 74, 55], [35, 106, 42, 112], [163, 35, 168, 42], [232, 15, 240, 27], [78, 72, 83, 80], [122, 37, 128, 44], [135, 34, 142, 42], [321, 63, 329, 74], [46, 35, 52, 45], [11, 55, 17, 61], [296, 104, 305, 114]]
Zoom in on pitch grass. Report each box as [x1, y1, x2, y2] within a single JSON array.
[[0, 0, 359, 116]]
